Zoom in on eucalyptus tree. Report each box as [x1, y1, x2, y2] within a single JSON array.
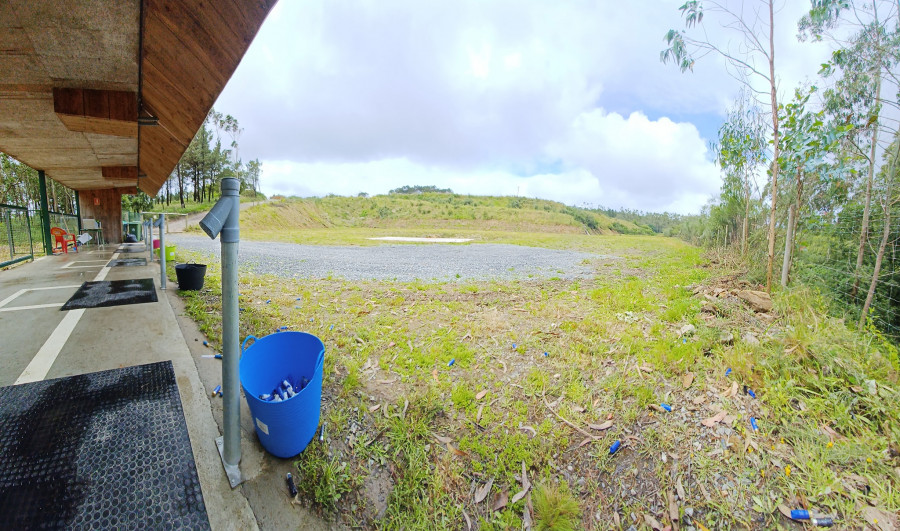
[[799, 0, 900, 296], [777, 86, 851, 286], [662, 0, 784, 291], [860, 132, 900, 327], [715, 90, 769, 255]]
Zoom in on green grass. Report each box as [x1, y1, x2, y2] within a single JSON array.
[[238, 193, 650, 243], [172, 230, 900, 529]]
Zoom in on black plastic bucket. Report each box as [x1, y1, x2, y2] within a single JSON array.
[[175, 263, 206, 291]]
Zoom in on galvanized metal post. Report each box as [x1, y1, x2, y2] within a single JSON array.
[[148, 216, 154, 260], [200, 177, 242, 488], [158, 214, 166, 289], [37, 170, 52, 255], [220, 179, 241, 480], [6, 210, 14, 260]]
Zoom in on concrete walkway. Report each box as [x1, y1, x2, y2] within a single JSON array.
[[0, 244, 333, 530]]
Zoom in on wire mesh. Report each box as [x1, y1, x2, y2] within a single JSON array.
[[0, 204, 34, 268], [27, 210, 79, 255]]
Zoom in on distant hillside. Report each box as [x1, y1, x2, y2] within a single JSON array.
[[241, 193, 653, 236]]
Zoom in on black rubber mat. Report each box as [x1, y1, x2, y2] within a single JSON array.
[[107, 258, 147, 267], [61, 278, 158, 310], [0, 362, 210, 529]]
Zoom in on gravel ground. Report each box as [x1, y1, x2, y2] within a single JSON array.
[[167, 234, 603, 282]]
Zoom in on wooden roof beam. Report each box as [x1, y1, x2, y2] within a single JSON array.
[[101, 166, 138, 181], [53, 88, 139, 138]]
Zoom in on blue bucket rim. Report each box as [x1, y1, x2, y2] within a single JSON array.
[[240, 331, 324, 405]]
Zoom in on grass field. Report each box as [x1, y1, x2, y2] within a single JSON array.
[[174, 197, 899, 530]]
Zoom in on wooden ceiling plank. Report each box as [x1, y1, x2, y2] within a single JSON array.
[[82, 89, 110, 119], [153, 0, 242, 67], [52, 87, 83, 115], [101, 166, 138, 180], [57, 114, 137, 138]]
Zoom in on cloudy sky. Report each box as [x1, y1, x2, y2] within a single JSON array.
[[215, 0, 834, 214]]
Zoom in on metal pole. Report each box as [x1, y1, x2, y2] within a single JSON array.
[[148, 216, 154, 261], [75, 190, 82, 234], [220, 178, 241, 473], [37, 170, 52, 255], [201, 177, 242, 487], [6, 210, 14, 260], [158, 214, 166, 290]]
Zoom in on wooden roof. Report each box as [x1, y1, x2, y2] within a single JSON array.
[[0, 0, 276, 195]]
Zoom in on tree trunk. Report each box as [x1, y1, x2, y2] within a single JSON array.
[[781, 204, 795, 287], [852, 71, 882, 298], [177, 164, 185, 208], [743, 181, 750, 256], [859, 140, 899, 328], [859, 200, 893, 329], [765, 0, 780, 292]]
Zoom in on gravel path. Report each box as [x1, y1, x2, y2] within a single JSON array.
[[167, 234, 600, 282]]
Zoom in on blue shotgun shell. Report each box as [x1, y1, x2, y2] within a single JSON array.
[[725, 368, 732, 376], [609, 440, 622, 455], [202, 340, 208, 346], [448, 358, 455, 367], [750, 417, 759, 431], [212, 385, 221, 397], [660, 403, 672, 412], [790, 510, 810, 520], [329, 324, 334, 330], [747, 388, 757, 398]]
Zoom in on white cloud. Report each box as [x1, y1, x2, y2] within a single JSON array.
[[216, 0, 837, 214], [261, 109, 719, 214]]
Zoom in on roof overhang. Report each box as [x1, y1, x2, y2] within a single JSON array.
[[0, 0, 276, 195]]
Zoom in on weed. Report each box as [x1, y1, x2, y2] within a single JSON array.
[[532, 482, 581, 531]]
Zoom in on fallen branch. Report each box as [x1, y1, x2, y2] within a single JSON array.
[[543, 394, 596, 440]]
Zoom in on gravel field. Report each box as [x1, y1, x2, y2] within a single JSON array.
[[167, 234, 601, 282]]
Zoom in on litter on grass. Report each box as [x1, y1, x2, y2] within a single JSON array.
[[609, 440, 621, 455]]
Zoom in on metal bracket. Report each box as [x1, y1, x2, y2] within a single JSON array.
[[215, 436, 243, 488]]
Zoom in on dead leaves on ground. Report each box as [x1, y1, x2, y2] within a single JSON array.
[[474, 478, 493, 504], [701, 410, 727, 427]]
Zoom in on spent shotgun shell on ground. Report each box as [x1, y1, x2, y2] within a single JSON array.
[[286, 472, 298, 497], [609, 440, 621, 455]]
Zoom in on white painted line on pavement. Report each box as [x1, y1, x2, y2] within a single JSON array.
[[15, 309, 85, 384], [0, 285, 82, 309], [14, 252, 121, 384], [0, 303, 64, 312]]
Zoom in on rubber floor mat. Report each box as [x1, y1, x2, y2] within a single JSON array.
[[61, 279, 157, 310], [0, 361, 210, 529], [107, 258, 147, 267]]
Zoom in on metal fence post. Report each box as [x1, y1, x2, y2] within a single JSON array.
[[158, 214, 166, 289], [5, 210, 13, 261], [37, 170, 52, 255], [75, 190, 82, 234]]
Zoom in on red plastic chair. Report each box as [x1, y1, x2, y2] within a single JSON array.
[[50, 227, 78, 254]]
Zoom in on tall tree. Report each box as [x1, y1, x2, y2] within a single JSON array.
[[662, 0, 784, 291], [715, 90, 768, 255], [800, 0, 900, 296], [860, 133, 900, 327]]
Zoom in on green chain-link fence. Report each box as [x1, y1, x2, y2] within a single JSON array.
[[0, 204, 34, 268]]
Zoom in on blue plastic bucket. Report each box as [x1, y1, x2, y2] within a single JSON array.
[[239, 331, 325, 458]]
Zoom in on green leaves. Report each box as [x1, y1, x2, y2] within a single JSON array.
[[660, 30, 695, 72]]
